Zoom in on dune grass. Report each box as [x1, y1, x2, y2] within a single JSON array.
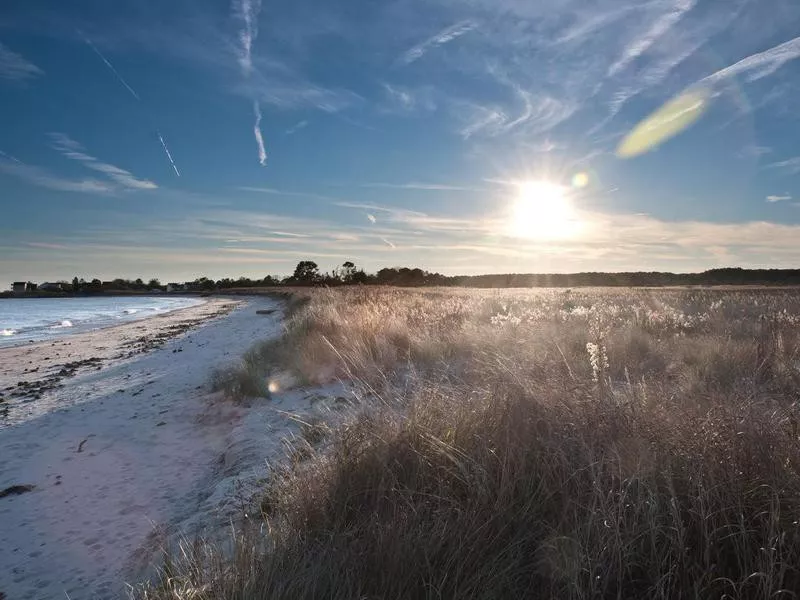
[[138, 287, 800, 599]]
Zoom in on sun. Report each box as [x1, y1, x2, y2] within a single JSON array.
[[508, 180, 581, 240]]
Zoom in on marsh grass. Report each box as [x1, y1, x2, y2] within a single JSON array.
[[138, 287, 800, 599]]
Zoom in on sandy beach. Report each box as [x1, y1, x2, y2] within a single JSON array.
[[0, 295, 349, 599], [0, 298, 239, 427]]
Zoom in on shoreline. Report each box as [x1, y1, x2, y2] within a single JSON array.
[[0, 295, 207, 350], [0, 298, 239, 427], [0, 295, 287, 599]]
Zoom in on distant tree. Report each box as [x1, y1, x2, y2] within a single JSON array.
[[147, 278, 161, 289], [292, 261, 320, 284], [72, 277, 80, 291], [376, 267, 398, 285], [340, 261, 357, 284], [190, 277, 215, 291]]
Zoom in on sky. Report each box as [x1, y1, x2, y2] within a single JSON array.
[[2, 0, 800, 282]]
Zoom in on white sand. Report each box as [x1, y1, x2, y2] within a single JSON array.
[[0, 296, 350, 599]]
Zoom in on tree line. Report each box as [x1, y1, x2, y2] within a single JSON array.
[[186, 264, 800, 290], [182, 261, 451, 290], [11, 265, 800, 296]]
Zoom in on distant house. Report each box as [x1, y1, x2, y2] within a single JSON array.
[[11, 281, 27, 295], [39, 282, 64, 292], [166, 283, 186, 293]]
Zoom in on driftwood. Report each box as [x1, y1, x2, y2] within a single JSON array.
[[0, 484, 35, 499]]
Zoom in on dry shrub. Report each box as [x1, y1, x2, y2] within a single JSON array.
[[139, 287, 800, 599]]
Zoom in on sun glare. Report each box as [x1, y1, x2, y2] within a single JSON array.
[[509, 180, 581, 240]]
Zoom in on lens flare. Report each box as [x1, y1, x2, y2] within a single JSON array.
[[572, 172, 589, 188], [617, 87, 710, 158]]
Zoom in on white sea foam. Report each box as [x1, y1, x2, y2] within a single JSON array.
[[1, 329, 16, 336]]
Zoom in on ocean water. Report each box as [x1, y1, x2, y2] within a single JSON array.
[[0, 296, 205, 347]]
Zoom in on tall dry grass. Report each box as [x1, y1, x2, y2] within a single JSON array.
[[137, 287, 800, 599]]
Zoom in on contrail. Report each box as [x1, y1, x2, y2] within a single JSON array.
[[234, 0, 262, 76], [80, 33, 141, 101], [0, 149, 23, 163], [253, 100, 267, 166], [80, 31, 181, 178], [233, 1, 268, 165], [157, 131, 181, 177]]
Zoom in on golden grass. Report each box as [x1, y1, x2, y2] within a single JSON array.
[[137, 286, 800, 599]]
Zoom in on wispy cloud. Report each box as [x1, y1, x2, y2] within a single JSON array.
[[766, 194, 792, 203], [701, 35, 800, 88], [238, 186, 337, 200], [767, 157, 800, 174], [381, 237, 396, 248], [367, 214, 377, 224], [383, 83, 415, 110], [242, 76, 362, 112], [233, 0, 262, 76], [285, 120, 308, 135], [360, 182, 485, 192], [740, 145, 772, 158], [555, 4, 641, 44], [49, 132, 157, 190], [399, 20, 478, 65], [458, 93, 575, 140], [270, 231, 309, 238], [0, 159, 113, 194], [381, 83, 438, 114], [608, 0, 696, 77], [253, 100, 268, 166], [25, 242, 69, 250], [0, 42, 43, 81], [336, 201, 428, 219]]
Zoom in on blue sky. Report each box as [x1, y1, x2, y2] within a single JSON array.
[[2, 0, 800, 282]]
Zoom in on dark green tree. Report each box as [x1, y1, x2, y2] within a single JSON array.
[[293, 261, 320, 284]]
